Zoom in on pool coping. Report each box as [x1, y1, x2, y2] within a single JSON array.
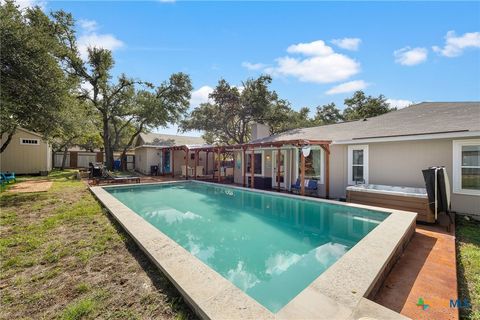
[[90, 180, 416, 320]]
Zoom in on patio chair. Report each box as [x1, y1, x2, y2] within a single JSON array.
[[291, 178, 318, 194], [0, 175, 6, 191], [1, 172, 16, 183], [93, 171, 140, 185]]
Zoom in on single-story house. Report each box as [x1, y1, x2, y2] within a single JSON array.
[[228, 102, 480, 216], [134, 132, 214, 176], [0, 127, 52, 175]]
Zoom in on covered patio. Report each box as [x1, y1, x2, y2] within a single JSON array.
[[167, 144, 234, 182], [226, 139, 332, 197]]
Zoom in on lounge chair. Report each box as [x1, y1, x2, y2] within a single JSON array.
[[93, 171, 140, 185], [291, 178, 318, 194], [1, 172, 16, 183]]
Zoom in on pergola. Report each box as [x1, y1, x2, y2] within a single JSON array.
[[167, 144, 230, 182], [227, 139, 332, 198], [165, 138, 331, 198]]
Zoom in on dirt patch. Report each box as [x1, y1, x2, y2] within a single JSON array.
[[7, 180, 53, 193]]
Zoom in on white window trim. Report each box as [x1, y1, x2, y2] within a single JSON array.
[[348, 145, 369, 185], [294, 147, 325, 184], [20, 138, 39, 145], [452, 139, 480, 196], [243, 150, 264, 177]]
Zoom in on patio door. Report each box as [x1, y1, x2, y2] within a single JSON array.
[[272, 150, 287, 188]]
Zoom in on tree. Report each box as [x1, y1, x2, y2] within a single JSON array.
[[180, 75, 305, 144], [49, 98, 98, 170], [54, 15, 193, 170], [0, 1, 77, 152], [342, 91, 396, 121], [313, 103, 344, 125]]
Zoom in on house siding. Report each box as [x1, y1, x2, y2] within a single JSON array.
[[0, 128, 51, 174], [333, 138, 480, 216]]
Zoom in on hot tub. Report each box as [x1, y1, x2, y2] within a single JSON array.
[[346, 184, 435, 223]]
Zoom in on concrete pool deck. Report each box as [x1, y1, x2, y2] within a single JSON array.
[[90, 181, 417, 319]]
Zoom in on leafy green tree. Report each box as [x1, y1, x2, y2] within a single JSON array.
[[50, 98, 98, 170], [0, 1, 77, 152], [55, 17, 193, 170], [342, 91, 395, 121], [181, 75, 306, 144], [313, 103, 344, 125]]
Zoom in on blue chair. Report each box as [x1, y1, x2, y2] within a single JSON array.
[[1, 172, 16, 183], [0, 174, 6, 191], [291, 178, 318, 194]]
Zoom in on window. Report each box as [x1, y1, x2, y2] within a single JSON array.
[[297, 149, 323, 183], [348, 145, 369, 185], [20, 138, 39, 145], [453, 140, 480, 195], [245, 152, 263, 175]]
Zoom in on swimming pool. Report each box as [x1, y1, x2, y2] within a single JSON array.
[[106, 181, 388, 312]]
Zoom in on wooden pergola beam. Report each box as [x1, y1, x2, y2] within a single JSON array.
[[250, 148, 254, 188], [300, 150, 305, 196], [185, 148, 189, 180], [194, 150, 198, 179], [277, 147, 281, 191], [217, 148, 221, 182], [242, 148, 246, 187], [171, 147, 175, 178]]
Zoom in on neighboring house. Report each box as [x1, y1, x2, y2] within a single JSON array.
[[231, 102, 480, 216], [0, 127, 52, 175], [134, 132, 212, 175]]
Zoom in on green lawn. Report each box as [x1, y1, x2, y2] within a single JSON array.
[[0, 170, 195, 320], [457, 216, 480, 320]]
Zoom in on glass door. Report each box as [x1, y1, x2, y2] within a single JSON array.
[[272, 150, 286, 188]]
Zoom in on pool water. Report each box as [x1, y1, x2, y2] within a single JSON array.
[[107, 182, 388, 312]]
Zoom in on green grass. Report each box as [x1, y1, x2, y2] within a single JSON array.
[[0, 169, 195, 319], [61, 297, 96, 320], [457, 216, 480, 320]]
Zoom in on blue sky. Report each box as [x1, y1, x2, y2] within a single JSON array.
[[34, 1, 480, 135]]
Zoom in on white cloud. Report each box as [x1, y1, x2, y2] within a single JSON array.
[[331, 38, 361, 51], [241, 62, 267, 71], [77, 33, 124, 60], [387, 99, 413, 109], [394, 47, 428, 66], [190, 86, 213, 106], [267, 40, 360, 84], [11, 0, 46, 10], [78, 19, 98, 33], [325, 80, 369, 95], [432, 31, 480, 57], [286, 40, 334, 56], [76, 18, 124, 60]]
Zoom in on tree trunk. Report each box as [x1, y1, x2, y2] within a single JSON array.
[[61, 147, 68, 170], [102, 116, 114, 170], [0, 128, 16, 153]]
